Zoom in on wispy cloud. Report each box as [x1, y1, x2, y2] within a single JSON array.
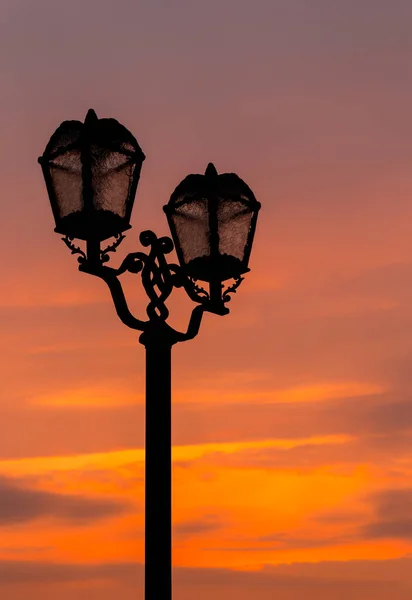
[[362, 489, 412, 541], [0, 476, 129, 525]]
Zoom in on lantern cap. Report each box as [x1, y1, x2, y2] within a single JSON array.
[[39, 109, 145, 164], [84, 108, 98, 125], [205, 162, 218, 178]]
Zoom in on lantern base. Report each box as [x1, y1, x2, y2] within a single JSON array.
[[54, 210, 131, 242], [184, 254, 249, 283]]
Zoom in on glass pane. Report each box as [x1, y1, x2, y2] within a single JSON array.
[[91, 148, 135, 218], [218, 199, 253, 262], [50, 150, 83, 219], [171, 197, 210, 265]]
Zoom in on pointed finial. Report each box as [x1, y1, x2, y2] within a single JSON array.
[[205, 162, 218, 178], [85, 108, 98, 125]]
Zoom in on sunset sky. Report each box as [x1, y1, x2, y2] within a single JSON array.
[[1, 0, 412, 598]]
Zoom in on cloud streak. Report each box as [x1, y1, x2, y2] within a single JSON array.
[[0, 476, 129, 525], [362, 489, 412, 541]]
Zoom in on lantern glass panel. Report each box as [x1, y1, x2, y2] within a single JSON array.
[[217, 198, 253, 263], [91, 147, 137, 218], [170, 197, 210, 267], [49, 150, 83, 220]]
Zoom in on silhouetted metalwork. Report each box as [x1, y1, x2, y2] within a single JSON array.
[[39, 109, 261, 600]]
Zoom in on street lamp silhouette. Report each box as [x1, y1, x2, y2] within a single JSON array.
[[38, 109, 261, 600]]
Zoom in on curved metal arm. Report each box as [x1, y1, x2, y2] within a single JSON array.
[[168, 264, 210, 304], [79, 263, 147, 331], [174, 305, 205, 342]]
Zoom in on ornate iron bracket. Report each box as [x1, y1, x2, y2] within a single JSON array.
[[101, 233, 126, 263], [62, 236, 87, 263], [222, 275, 244, 304], [71, 229, 244, 346]]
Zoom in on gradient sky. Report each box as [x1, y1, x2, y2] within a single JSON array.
[[1, 0, 412, 598]]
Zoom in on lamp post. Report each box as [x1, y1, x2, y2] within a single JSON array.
[[38, 109, 261, 600]]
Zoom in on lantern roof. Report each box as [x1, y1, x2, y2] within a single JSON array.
[[165, 163, 260, 211], [40, 109, 145, 164]]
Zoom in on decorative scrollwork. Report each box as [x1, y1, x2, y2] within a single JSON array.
[[117, 252, 144, 274], [143, 233, 175, 321], [101, 233, 125, 263], [190, 278, 209, 300], [139, 230, 174, 255], [62, 236, 86, 264], [114, 231, 176, 322], [222, 275, 244, 303]]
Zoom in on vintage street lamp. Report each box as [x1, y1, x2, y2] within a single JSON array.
[[38, 108, 145, 266], [39, 109, 261, 600], [164, 162, 260, 312]]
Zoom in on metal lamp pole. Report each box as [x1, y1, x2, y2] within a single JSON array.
[[38, 110, 260, 600]]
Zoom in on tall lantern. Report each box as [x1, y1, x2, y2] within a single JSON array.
[[38, 109, 145, 263], [164, 163, 261, 303]]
